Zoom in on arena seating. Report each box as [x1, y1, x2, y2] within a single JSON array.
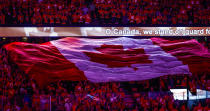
[[0, 37, 209, 110], [0, 0, 209, 25]]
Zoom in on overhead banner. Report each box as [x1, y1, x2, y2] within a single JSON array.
[[0, 27, 209, 37]]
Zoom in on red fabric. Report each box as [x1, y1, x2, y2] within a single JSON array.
[[151, 38, 210, 75], [2, 38, 210, 87], [3, 42, 87, 87], [84, 44, 152, 68]]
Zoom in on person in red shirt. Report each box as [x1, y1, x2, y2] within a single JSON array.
[[43, 14, 49, 24], [172, 16, 177, 25], [104, 10, 110, 24], [168, 102, 178, 111], [32, 90, 40, 111], [115, 13, 121, 24], [84, 14, 91, 24], [55, 15, 61, 24], [152, 17, 157, 25], [31, 16, 36, 25], [193, 103, 203, 111], [78, 13, 84, 24], [22, 102, 31, 111], [159, 105, 167, 111], [72, 13, 79, 24], [4, 101, 12, 111], [0, 14, 5, 24], [36, 14, 42, 25], [49, 15, 54, 25], [128, 13, 135, 24], [111, 8, 117, 24], [180, 104, 189, 111], [18, 14, 23, 24]]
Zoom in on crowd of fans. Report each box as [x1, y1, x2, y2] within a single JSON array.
[[94, 0, 210, 25], [0, 72, 209, 111], [0, 0, 209, 25], [0, 37, 209, 110], [0, 0, 92, 25]]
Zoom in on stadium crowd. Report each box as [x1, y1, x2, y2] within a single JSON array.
[[0, 37, 209, 110], [0, 0, 209, 25], [0, 68, 209, 111], [0, 52, 209, 110]]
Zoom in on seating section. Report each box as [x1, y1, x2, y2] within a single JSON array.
[[0, 37, 209, 110], [0, 0, 209, 25]]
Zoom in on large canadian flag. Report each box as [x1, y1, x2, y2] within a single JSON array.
[[2, 37, 210, 86]]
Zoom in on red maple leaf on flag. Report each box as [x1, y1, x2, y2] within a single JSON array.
[[84, 44, 152, 70]]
